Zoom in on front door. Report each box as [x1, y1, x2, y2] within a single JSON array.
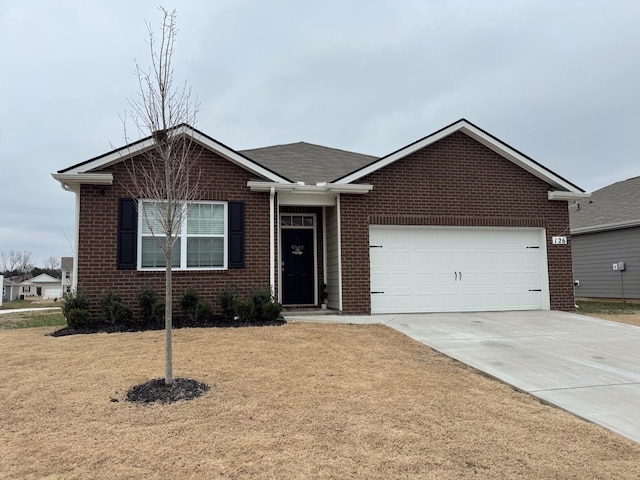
[[282, 228, 314, 304]]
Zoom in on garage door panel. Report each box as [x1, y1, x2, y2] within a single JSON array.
[[370, 226, 548, 314]]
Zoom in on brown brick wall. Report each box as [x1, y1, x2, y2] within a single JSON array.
[[339, 131, 575, 314], [77, 145, 274, 316]]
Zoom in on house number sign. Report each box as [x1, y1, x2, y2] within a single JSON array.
[[552, 236, 567, 245]]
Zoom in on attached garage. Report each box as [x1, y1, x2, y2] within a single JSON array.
[[369, 226, 550, 314]]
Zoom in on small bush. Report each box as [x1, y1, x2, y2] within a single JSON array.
[[99, 291, 133, 326], [62, 290, 91, 328], [152, 300, 166, 326], [62, 289, 89, 319], [262, 301, 283, 322], [251, 287, 273, 321], [181, 288, 200, 321], [220, 288, 237, 322], [234, 299, 255, 323], [66, 308, 92, 329], [196, 300, 216, 323], [138, 287, 158, 325]]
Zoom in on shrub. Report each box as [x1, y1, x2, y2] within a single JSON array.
[[99, 291, 133, 326], [251, 287, 273, 321], [262, 301, 283, 322], [219, 287, 237, 322], [152, 300, 166, 326], [181, 288, 200, 322], [62, 289, 89, 319], [196, 300, 216, 323], [234, 299, 255, 323], [66, 308, 92, 329], [62, 290, 91, 328], [138, 287, 158, 325]]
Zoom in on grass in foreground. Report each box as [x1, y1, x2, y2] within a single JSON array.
[[1, 323, 639, 479], [0, 310, 65, 330], [576, 299, 640, 315]]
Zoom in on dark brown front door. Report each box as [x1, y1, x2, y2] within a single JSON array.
[[282, 229, 314, 304]]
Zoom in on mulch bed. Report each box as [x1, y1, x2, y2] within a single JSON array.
[[124, 378, 211, 405], [49, 316, 286, 337]]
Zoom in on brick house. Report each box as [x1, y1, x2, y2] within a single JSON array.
[[52, 119, 587, 315]]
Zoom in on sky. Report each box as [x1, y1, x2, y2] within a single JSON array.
[[1, 0, 639, 267]]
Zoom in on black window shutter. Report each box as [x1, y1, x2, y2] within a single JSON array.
[[117, 198, 138, 270], [228, 201, 245, 269]]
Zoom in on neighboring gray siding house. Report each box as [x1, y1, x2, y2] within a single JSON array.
[[570, 176, 640, 299], [2, 277, 20, 304]]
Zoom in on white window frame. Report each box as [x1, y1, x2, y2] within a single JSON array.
[[137, 200, 228, 271]]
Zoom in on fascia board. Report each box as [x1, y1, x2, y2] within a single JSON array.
[[548, 191, 591, 201], [571, 220, 640, 235], [61, 125, 288, 183], [52, 173, 114, 186], [247, 181, 372, 195], [336, 119, 584, 194]]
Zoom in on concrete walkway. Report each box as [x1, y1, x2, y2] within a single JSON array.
[[285, 310, 640, 444], [0, 307, 60, 315]]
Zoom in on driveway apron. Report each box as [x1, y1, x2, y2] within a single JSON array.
[[383, 310, 640, 444]]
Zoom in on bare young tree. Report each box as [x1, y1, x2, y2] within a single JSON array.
[[43, 256, 60, 270], [123, 7, 202, 385]]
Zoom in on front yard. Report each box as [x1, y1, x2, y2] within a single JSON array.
[[1, 322, 640, 479]]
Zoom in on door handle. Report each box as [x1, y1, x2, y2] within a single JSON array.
[[454, 271, 457, 281], [459, 271, 462, 281]]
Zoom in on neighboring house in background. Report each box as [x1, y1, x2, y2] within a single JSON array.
[[61, 257, 74, 294], [52, 119, 587, 315], [19, 273, 62, 299], [570, 176, 640, 299], [2, 277, 20, 304]]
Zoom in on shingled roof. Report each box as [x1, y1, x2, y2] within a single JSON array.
[[240, 142, 377, 185], [570, 176, 640, 234]]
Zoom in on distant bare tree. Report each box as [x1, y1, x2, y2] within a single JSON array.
[[1, 250, 36, 280], [44, 256, 60, 270], [122, 7, 202, 385], [17, 251, 34, 275]]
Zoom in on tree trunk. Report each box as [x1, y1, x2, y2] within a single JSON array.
[[164, 211, 174, 385]]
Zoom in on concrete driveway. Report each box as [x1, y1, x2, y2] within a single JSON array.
[[285, 310, 640, 444]]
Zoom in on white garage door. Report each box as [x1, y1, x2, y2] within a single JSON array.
[[370, 226, 549, 314], [42, 287, 62, 299]]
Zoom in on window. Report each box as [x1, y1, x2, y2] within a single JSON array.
[[281, 215, 314, 227], [139, 201, 227, 270]]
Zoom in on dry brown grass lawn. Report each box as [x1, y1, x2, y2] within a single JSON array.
[[2, 323, 640, 479], [584, 311, 640, 327]]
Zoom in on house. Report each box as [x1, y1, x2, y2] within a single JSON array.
[[2, 276, 21, 304], [19, 273, 62, 299], [61, 256, 74, 295], [570, 176, 640, 300], [52, 119, 587, 315]]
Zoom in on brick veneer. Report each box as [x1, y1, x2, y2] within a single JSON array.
[[339, 131, 575, 314], [77, 145, 274, 316]]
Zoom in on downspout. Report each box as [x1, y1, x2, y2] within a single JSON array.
[[270, 187, 275, 296], [336, 194, 343, 312], [60, 183, 81, 292]]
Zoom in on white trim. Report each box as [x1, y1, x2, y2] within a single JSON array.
[[572, 220, 640, 235], [248, 181, 373, 194], [548, 191, 591, 201], [336, 195, 343, 312], [336, 120, 583, 193], [52, 173, 113, 187], [322, 207, 327, 285], [137, 200, 228, 271], [270, 188, 275, 294], [55, 124, 287, 183]]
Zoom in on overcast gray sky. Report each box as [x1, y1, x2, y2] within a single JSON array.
[[1, 0, 639, 267]]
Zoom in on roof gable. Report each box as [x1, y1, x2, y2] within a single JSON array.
[[570, 176, 640, 234], [335, 119, 584, 193], [56, 124, 289, 184]]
